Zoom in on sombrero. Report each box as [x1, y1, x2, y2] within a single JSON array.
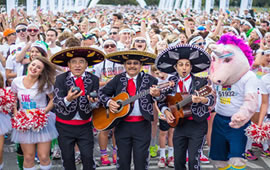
[[106, 50, 156, 66], [155, 44, 211, 75], [50, 46, 105, 67]]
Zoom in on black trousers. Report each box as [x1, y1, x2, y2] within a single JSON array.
[[56, 122, 95, 170], [114, 120, 151, 170], [173, 119, 208, 170]]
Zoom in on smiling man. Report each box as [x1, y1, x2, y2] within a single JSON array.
[[98, 50, 161, 170], [51, 47, 105, 170]]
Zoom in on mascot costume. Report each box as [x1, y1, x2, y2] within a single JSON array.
[[209, 34, 258, 170]]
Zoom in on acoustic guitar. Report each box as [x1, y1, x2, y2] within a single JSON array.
[[167, 86, 212, 127], [92, 81, 174, 131]]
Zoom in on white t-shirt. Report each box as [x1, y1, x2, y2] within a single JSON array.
[[5, 44, 23, 74], [117, 41, 125, 51], [215, 71, 259, 117], [11, 76, 53, 110], [0, 43, 10, 58], [93, 59, 125, 85], [50, 46, 61, 55], [14, 42, 27, 58], [252, 66, 270, 112], [262, 74, 270, 114], [0, 44, 9, 83]]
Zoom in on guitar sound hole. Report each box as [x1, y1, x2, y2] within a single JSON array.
[[116, 101, 123, 111]]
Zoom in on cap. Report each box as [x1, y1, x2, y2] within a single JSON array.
[[3, 28, 16, 37]]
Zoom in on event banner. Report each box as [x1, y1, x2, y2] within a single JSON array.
[[240, 0, 253, 16], [205, 0, 214, 14], [6, 0, 15, 16], [194, 0, 202, 12], [27, 0, 38, 16], [174, 0, 181, 10], [181, 0, 187, 11], [219, 0, 230, 11]]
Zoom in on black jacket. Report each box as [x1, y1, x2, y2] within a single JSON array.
[[53, 71, 99, 120], [98, 71, 158, 122], [159, 74, 214, 123]]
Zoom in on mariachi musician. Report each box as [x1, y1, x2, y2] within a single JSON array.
[[98, 50, 162, 170], [51, 47, 105, 170], [155, 44, 215, 170]]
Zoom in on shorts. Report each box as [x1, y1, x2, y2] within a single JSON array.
[[209, 114, 249, 161], [159, 119, 170, 131]]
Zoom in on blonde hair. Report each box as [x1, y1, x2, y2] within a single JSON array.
[[154, 40, 168, 55], [131, 37, 148, 51]]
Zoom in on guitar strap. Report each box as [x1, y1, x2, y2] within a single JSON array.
[[189, 76, 195, 95], [136, 71, 143, 94]]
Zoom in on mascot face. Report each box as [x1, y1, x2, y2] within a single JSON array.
[[209, 44, 250, 85]]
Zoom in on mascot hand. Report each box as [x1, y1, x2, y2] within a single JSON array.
[[229, 113, 248, 129]]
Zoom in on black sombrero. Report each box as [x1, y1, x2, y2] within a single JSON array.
[[106, 50, 156, 66], [50, 46, 105, 67], [155, 44, 211, 75]]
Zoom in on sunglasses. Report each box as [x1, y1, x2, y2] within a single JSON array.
[[104, 44, 116, 49], [125, 61, 140, 65], [82, 36, 94, 41], [109, 32, 118, 35], [135, 39, 146, 43], [16, 28, 27, 33], [194, 42, 206, 46], [27, 29, 39, 33]]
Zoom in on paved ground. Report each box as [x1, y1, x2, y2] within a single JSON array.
[[3, 132, 270, 170]]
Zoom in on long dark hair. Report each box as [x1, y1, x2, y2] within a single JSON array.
[[31, 56, 57, 93], [0, 73, 4, 88]]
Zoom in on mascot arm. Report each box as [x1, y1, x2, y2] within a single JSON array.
[[229, 92, 258, 128]]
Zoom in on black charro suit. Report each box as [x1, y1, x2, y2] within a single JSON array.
[[99, 71, 159, 122], [159, 74, 214, 170], [53, 71, 99, 170], [98, 71, 160, 170]]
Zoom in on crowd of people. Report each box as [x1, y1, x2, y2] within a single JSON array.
[[0, 4, 269, 170]]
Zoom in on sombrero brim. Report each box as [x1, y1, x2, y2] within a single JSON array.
[[106, 50, 156, 66], [155, 44, 211, 75], [50, 46, 105, 67]]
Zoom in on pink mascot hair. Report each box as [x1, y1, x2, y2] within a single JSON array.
[[217, 33, 254, 66]]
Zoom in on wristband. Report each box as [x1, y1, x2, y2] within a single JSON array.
[[158, 111, 162, 117]]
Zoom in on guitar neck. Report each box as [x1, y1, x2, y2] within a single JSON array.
[[177, 95, 192, 109], [122, 89, 150, 106]]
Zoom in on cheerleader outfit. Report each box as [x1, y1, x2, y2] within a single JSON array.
[[0, 112, 12, 135], [0, 88, 14, 135], [11, 76, 58, 144]]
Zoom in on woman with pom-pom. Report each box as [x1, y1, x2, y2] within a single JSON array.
[[0, 73, 16, 170], [11, 56, 58, 170]]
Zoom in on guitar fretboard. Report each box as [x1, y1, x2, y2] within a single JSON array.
[[122, 89, 150, 106], [177, 95, 192, 109]]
